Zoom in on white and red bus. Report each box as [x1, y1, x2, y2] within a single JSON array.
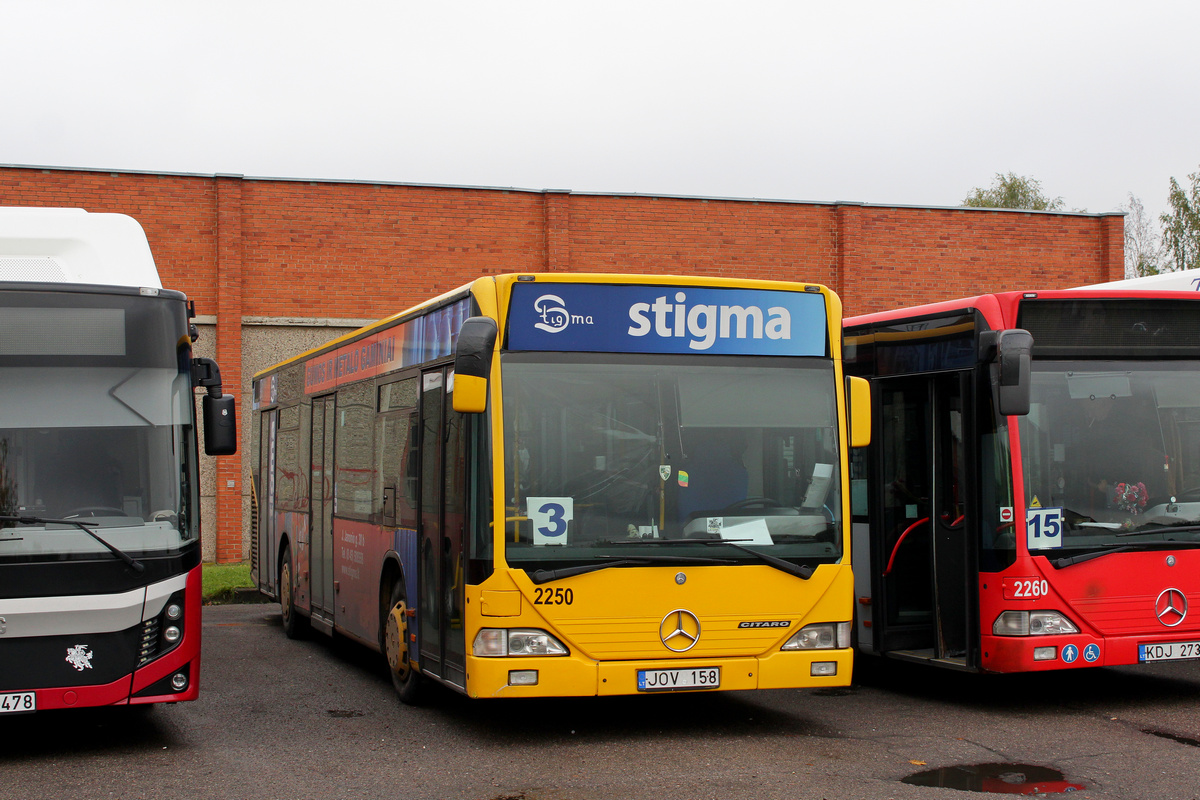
[[0, 208, 236, 714], [846, 282, 1200, 672]]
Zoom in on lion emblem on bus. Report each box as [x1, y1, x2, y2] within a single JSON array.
[[65, 644, 94, 672]]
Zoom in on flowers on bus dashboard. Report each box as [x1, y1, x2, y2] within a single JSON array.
[[1112, 481, 1148, 514]]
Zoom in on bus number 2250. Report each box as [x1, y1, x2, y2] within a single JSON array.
[[533, 587, 574, 606]]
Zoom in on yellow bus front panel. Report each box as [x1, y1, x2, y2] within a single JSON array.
[[464, 563, 853, 698]]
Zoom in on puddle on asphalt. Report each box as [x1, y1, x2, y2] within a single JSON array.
[[901, 763, 1084, 794]]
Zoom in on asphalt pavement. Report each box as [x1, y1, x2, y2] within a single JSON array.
[[2, 603, 1199, 800]]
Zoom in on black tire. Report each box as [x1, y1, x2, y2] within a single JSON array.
[[383, 581, 426, 705], [279, 546, 307, 639]]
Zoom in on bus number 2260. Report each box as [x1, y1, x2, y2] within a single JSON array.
[[533, 587, 574, 606]]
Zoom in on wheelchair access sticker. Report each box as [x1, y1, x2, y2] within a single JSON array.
[[1026, 507, 1064, 550], [1061, 643, 1101, 664]]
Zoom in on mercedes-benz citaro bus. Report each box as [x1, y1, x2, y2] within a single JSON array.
[[0, 207, 236, 714], [845, 276, 1200, 674], [251, 273, 870, 702]]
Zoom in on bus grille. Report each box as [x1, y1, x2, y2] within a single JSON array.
[[138, 618, 161, 665], [554, 616, 788, 660], [1071, 591, 1200, 636]]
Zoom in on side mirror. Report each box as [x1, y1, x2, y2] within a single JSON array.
[[980, 329, 1033, 417], [452, 316, 499, 414], [203, 393, 238, 455], [847, 376, 872, 448], [193, 356, 238, 455]]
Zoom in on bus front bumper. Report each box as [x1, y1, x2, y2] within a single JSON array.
[[980, 632, 1195, 672], [465, 648, 853, 698]]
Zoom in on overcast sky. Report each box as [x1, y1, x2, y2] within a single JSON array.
[[3, 1, 1198, 225]]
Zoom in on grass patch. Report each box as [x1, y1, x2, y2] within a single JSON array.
[[202, 562, 255, 604]]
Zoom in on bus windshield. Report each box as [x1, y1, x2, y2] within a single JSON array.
[[1019, 361, 1200, 548], [501, 354, 842, 570], [0, 366, 197, 559]]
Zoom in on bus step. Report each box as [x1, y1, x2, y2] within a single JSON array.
[[889, 649, 974, 671]]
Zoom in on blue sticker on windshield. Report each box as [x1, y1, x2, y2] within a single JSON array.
[[507, 283, 826, 356]]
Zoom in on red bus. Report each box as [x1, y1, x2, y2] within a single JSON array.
[[845, 284, 1200, 672], [0, 208, 236, 714]]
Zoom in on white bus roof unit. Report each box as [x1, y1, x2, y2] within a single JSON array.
[[1076, 269, 1200, 292], [0, 207, 162, 289]]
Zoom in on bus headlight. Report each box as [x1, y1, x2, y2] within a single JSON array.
[[139, 590, 186, 666], [781, 622, 851, 650], [473, 628, 569, 657], [992, 610, 1079, 636]]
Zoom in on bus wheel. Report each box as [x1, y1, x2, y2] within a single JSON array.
[[279, 546, 307, 639], [385, 582, 425, 705]]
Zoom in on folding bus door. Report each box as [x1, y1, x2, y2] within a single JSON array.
[[310, 394, 336, 628], [417, 367, 468, 687], [875, 372, 973, 664], [930, 372, 972, 661], [256, 409, 278, 593]]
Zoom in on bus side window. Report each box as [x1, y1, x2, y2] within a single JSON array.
[[336, 381, 377, 519], [376, 377, 420, 530], [275, 404, 301, 511]]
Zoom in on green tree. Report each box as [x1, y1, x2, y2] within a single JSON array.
[[1122, 193, 1164, 277], [1160, 166, 1200, 272], [962, 172, 1065, 211]]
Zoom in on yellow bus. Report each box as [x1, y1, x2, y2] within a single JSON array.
[[250, 273, 869, 702]]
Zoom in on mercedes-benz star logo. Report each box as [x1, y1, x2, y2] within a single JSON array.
[[1155, 588, 1188, 627], [659, 609, 701, 652]]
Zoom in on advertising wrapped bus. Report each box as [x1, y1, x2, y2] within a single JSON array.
[[251, 273, 869, 701]]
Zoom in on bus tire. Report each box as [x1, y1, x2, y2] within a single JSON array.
[[279, 545, 307, 640], [384, 581, 426, 705]]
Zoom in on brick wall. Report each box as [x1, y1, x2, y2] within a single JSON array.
[[0, 165, 1125, 561]]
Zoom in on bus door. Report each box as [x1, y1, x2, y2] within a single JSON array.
[[876, 372, 973, 664], [310, 394, 336, 629], [417, 367, 468, 687], [258, 408, 279, 593]]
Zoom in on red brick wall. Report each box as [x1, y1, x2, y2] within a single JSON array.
[[0, 165, 1125, 560], [0, 166, 1123, 318]]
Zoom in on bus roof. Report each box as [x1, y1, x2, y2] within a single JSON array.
[[0, 207, 162, 289], [1075, 269, 1200, 292]]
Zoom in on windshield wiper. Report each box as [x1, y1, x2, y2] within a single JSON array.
[[1116, 524, 1200, 537], [528, 554, 735, 585], [621, 537, 817, 580], [0, 515, 145, 573], [1051, 539, 1200, 568], [1051, 545, 1137, 569]]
